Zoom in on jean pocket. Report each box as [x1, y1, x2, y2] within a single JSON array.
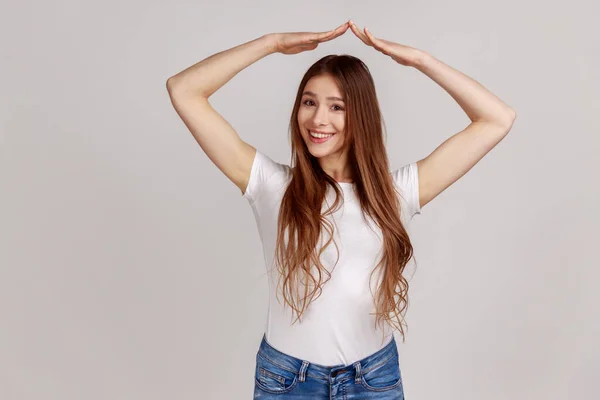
[[359, 353, 403, 392], [254, 352, 299, 394]]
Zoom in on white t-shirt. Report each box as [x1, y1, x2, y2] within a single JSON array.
[[242, 149, 422, 366]]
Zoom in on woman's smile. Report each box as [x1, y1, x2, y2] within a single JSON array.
[[308, 130, 336, 143]]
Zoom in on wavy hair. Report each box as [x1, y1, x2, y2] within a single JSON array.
[[274, 54, 416, 343]]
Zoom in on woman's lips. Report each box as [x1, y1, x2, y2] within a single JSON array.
[[309, 130, 336, 144]]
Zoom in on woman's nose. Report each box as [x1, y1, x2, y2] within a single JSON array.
[[312, 106, 329, 125]]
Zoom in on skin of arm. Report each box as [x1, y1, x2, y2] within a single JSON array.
[[165, 34, 278, 194], [414, 51, 516, 125], [348, 21, 517, 210], [410, 51, 516, 208], [166, 34, 277, 98], [165, 25, 347, 195]]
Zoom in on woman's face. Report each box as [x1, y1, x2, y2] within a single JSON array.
[[297, 74, 347, 159]]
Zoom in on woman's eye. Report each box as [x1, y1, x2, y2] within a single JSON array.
[[303, 100, 344, 111]]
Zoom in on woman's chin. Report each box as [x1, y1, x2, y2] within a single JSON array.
[[308, 148, 336, 159]]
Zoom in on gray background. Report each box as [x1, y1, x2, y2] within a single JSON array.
[[1, 0, 598, 399]]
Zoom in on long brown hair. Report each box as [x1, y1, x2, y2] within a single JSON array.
[[274, 54, 416, 343]]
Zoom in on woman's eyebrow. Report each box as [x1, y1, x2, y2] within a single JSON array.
[[302, 91, 345, 102]]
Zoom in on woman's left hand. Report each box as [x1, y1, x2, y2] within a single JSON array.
[[348, 20, 424, 68]]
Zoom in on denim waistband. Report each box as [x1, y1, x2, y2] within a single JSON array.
[[256, 333, 398, 383]]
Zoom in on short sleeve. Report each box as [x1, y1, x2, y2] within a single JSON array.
[[390, 162, 422, 218], [242, 149, 289, 204]]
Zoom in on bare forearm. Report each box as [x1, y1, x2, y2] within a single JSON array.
[[413, 52, 516, 125], [167, 34, 277, 98]]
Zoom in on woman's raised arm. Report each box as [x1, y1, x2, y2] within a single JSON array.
[[166, 34, 277, 195], [166, 23, 348, 195]]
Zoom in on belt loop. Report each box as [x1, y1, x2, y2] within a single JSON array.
[[353, 361, 362, 384], [299, 360, 309, 382]]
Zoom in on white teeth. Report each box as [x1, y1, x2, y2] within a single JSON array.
[[310, 130, 334, 138]]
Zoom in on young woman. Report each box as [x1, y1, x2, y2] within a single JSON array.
[[167, 20, 516, 399]]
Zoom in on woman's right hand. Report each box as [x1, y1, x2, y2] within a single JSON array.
[[270, 21, 350, 55]]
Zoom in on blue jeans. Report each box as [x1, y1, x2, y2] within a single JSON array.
[[253, 334, 405, 399]]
